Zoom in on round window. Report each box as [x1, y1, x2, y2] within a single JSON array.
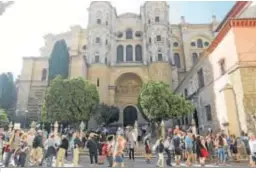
[[117, 32, 123, 38], [191, 42, 196, 47], [135, 31, 142, 38], [173, 42, 179, 47]]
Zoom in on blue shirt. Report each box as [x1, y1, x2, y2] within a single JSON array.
[[185, 136, 193, 148]]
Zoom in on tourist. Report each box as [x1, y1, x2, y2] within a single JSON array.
[[192, 134, 197, 163], [230, 135, 238, 161], [4, 129, 21, 167], [73, 132, 82, 167], [185, 132, 193, 166], [87, 133, 98, 167], [14, 133, 29, 167], [106, 135, 115, 167], [215, 134, 225, 165], [55, 135, 69, 167], [144, 133, 151, 164], [0, 132, 4, 165], [156, 138, 165, 167], [197, 136, 208, 167], [30, 130, 44, 166], [44, 133, 57, 167], [248, 133, 256, 167], [173, 132, 182, 166], [164, 136, 172, 166], [112, 135, 126, 168]]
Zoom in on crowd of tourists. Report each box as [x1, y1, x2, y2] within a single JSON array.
[[149, 126, 256, 167], [0, 125, 256, 168]]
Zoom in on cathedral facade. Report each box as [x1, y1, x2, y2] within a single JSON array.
[[17, 1, 219, 128]]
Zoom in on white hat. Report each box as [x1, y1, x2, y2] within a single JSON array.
[[14, 123, 21, 130]]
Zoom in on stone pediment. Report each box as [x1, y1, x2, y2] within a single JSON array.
[[118, 12, 140, 18]]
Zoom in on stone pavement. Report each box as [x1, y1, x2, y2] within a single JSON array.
[[70, 156, 249, 168], [0, 156, 249, 168]]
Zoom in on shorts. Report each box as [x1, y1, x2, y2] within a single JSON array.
[[186, 147, 193, 154], [174, 148, 182, 155], [114, 155, 124, 163]]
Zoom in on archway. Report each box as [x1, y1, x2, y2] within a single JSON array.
[[123, 106, 138, 127], [115, 73, 143, 106], [193, 109, 199, 133]]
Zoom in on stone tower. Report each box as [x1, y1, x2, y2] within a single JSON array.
[[142, 1, 172, 87], [87, 1, 114, 103]]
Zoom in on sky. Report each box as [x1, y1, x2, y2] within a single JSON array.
[[0, 0, 235, 78]]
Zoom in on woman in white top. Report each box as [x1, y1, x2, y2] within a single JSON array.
[[248, 133, 256, 167]]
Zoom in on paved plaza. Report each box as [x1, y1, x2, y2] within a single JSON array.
[[0, 155, 249, 168]]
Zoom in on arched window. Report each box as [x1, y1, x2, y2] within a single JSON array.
[[192, 53, 198, 65], [184, 89, 188, 97], [197, 39, 203, 48], [126, 45, 133, 61], [135, 45, 142, 61], [41, 68, 47, 81], [116, 45, 124, 62], [174, 53, 181, 68], [95, 55, 100, 63], [126, 29, 133, 39]]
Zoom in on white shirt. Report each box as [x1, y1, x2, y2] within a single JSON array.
[[27, 135, 35, 147], [249, 139, 256, 154]]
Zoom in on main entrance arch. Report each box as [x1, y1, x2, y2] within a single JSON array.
[[115, 73, 142, 106], [123, 106, 138, 127], [114, 73, 143, 125]]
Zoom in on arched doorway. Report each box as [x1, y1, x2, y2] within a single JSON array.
[[115, 73, 142, 107], [193, 110, 199, 133], [123, 106, 138, 127]]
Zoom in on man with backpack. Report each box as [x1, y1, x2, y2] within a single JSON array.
[[31, 130, 43, 166], [164, 136, 173, 166]]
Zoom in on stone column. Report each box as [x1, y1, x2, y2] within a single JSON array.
[[8, 122, 13, 132], [108, 86, 116, 105], [80, 121, 85, 133], [50, 123, 53, 133], [160, 120, 165, 139], [191, 119, 197, 135], [54, 121, 59, 135], [134, 120, 138, 142], [220, 84, 240, 136], [222, 122, 229, 135]]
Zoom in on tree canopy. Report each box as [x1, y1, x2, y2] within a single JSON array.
[[48, 39, 70, 83], [41, 76, 99, 124], [0, 72, 17, 120], [96, 103, 120, 126], [139, 81, 194, 122], [0, 108, 9, 128]]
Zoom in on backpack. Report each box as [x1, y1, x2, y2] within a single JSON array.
[[32, 136, 39, 148]]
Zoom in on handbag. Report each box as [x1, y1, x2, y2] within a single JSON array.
[[200, 148, 209, 157]]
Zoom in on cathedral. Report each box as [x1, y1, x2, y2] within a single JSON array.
[[17, 1, 256, 133]]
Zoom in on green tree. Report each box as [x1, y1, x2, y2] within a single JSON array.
[[139, 81, 194, 122], [0, 72, 17, 120], [0, 108, 9, 128], [41, 76, 99, 126], [48, 39, 70, 83], [96, 103, 120, 126]]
